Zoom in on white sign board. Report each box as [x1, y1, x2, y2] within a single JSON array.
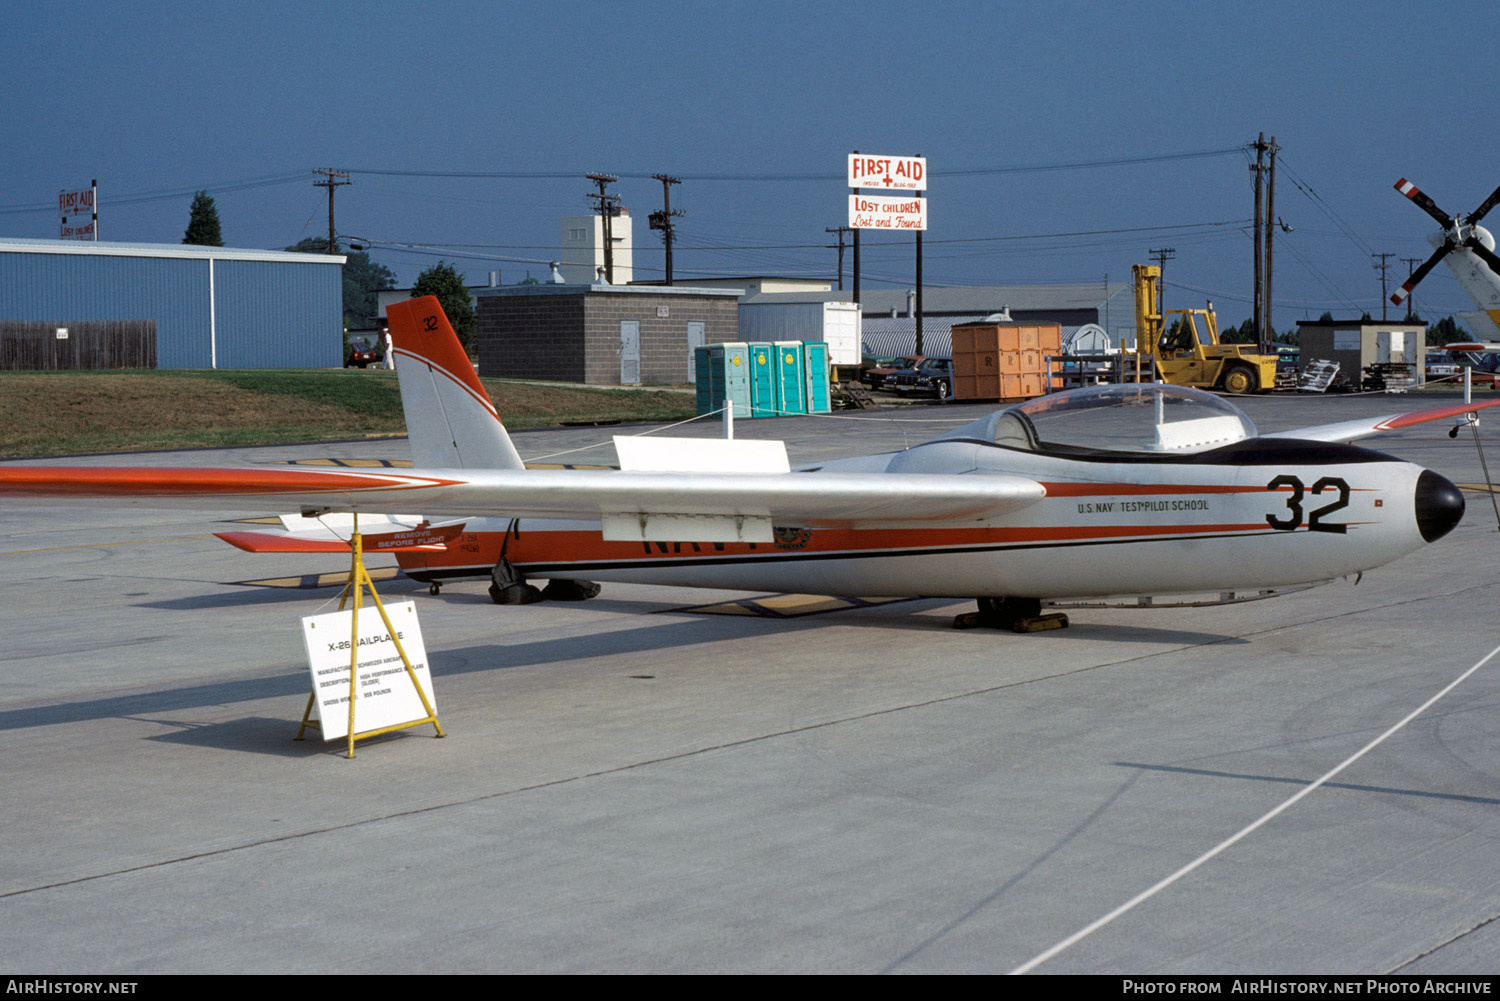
[[300, 600, 434, 741], [58, 187, 94, 241], [847, 154, 926, 191], [849, 194, 927, 231]]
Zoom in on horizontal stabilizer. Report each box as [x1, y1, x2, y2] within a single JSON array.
[[215, 520, 464, 553]]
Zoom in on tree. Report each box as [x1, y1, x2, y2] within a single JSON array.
[[1427, 315, 1462, 347], [286, 237, 397, 329], [1218, 318, 1257, 344], [182, 191, 223, 246], [412, 262, 475, 352]]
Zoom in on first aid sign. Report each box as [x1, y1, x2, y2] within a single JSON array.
[[847, 154, 926, 191]]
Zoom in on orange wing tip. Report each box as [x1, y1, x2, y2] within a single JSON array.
[[0, 466, 462, 498], [1378, 399, 1500, 431]]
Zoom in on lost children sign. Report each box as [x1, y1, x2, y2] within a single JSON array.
[[847, 154, 927, 230]]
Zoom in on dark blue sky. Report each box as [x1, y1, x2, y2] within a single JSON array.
[[5, 0, 1497, 330]]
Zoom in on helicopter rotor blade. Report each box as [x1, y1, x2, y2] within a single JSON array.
[[1391, 241, 1454, 306], [1469, 183, 1500, 227], [1395, 177, 1454, 228]]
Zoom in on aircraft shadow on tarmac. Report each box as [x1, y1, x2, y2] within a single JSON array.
[[2, 599, 1246, 741], [135, 577, 1253, 650]]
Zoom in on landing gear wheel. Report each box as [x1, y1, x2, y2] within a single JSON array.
[[954, 597, 1068, 633], [541, 579, 602, 601], [489, 558, 542, 605], [429, 582, 442, 596], [1222, 365, 1257, 395]]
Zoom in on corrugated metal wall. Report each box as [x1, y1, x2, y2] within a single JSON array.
[[0, 250, 341, 368], [214, 260, 341, 368]]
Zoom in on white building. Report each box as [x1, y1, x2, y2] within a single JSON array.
[[560, 211, 633, 284]]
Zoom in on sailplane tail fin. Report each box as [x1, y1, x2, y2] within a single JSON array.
[[385, 296, 525, 470]]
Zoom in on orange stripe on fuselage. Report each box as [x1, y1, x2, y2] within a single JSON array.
[[398, 521, 1291, 575], [1040, 482, 1269, 497]]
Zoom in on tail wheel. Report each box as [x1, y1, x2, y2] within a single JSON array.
[[1223, 365, 1257, 394]]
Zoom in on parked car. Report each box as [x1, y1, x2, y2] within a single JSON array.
[[891, 357, 954, 400], [862, 355, 922, 391], [345, 338, 383, 368], [1425, 350, 1460, 379]]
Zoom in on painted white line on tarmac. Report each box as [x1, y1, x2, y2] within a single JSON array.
[[1011, 637, 1500, 975]]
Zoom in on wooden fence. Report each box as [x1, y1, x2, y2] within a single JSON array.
[[0, 320, 157, 370]]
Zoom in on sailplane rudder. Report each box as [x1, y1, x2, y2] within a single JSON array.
[[385, 296, 525, 470]]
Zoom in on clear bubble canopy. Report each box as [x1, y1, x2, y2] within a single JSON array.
[[939, 383, 1259, 454]]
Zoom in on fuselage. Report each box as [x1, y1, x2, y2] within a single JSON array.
[[396, 436, 1459, 601]]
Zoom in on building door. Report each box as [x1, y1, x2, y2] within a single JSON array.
[[619, 320, 641, 385], [686, 321, 705, 383]]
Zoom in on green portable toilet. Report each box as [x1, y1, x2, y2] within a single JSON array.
[[802, 341, 831, 413], [694, 342, 751, 418], [774, 341, 806, 414], [746, 342, 777, 417]]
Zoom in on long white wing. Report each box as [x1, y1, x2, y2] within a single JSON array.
[[1274, 400, 1500, 443], [0, 466, 1045, 543]]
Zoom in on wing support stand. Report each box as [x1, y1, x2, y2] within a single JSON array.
[[295, 513, 446, 758], [1450, 371, 1500, 530]]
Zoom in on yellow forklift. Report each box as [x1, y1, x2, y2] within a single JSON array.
[[1129, 264, 1279, 393]]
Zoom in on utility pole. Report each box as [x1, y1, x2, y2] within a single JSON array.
[[851, 150, 861, 307], [1263, 136, 1279, 352], [1250, 134, 1267, 348], [1149, 247, 1175, 315], [313, 169, 351, 254], [585, 173, 620, 283], [1372, 253, 1395, 321], [825, 227, 850, 290], [649, 174, 683, 285], [915, 151, 924, 357], [1400, 257, 1423, 319]]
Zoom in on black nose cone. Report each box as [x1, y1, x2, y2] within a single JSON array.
[[1415, 469, 1465, 542]]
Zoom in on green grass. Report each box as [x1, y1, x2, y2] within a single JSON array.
[[0, 368, 697, 458]]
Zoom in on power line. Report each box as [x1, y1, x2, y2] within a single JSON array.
[[0, 171, 309, 215], [338, 147, 1243, 183]]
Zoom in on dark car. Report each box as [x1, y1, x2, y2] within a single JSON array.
[[891, 357, 954, 400], [862, 355, 923, 391], [345, 338, 383, 368]]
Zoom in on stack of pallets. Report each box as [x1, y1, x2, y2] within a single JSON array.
[[1362, 362, 1416, 393], [1298, 359, 1341, 392]]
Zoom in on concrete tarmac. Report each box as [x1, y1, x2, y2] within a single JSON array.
[[3, 391, 1500, 974]]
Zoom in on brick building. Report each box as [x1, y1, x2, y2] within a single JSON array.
[[475, 283, 740, 385]]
